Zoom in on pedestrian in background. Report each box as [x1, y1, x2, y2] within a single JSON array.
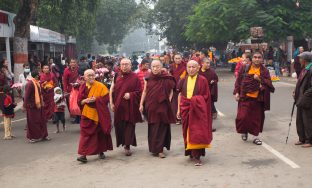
[[294, 52, 312, 148], [2, 85, 17, 140]]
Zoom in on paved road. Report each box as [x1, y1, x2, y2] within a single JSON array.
[[0, 69, 311, 188]]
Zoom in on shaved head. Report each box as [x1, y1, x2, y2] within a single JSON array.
[[151, 59, 163, 75], [121, 58, 131, 64], [120, 58, 132, 73], [84, 69, 96, 84], [187, 60, 199, 76], [187, 60, 199, 66], [84, 69, 95, 76], [151, 59, 163, 67]]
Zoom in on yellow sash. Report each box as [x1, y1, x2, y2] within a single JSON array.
[[81, 81, 109, 125]]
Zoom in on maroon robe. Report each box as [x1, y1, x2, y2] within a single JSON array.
[[145, 72, 176, 153], [198, 68, 218, 102], [40, 72, 57, 120], [234, 64, 275, 136], [169, 61, 187, 116], [24, 80, 48, 140], [62, 67, 79, 114], [113, 72, 142, 147], [178, 75, 213, 158], [77, 84, 113, 156], [63, 67, 79, 94]]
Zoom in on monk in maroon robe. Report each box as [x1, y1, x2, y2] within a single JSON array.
[[177, 60, 213, 166], [40, 64, 57, 121], [23, 70, 49, 143], [199, 57, 219, 122], [234, 52, 275, 145], [62, 58, 79, 115], [169, 54, 187, 124], [140, 60, 176, 158], [76, 69, 113, 163], [110, 58, 142, 156]]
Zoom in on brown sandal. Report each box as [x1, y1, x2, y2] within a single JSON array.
[[301, 143, 312, 148]]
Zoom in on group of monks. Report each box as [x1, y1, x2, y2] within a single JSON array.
[[22, 50, 276, 167], [76, 55, 216, 166]]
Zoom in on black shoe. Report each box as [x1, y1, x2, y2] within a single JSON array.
[[77, 156, 87, 163], [241, 134, 248, 141], [98, 153, 106, 159], [212, 128, 216, 132]]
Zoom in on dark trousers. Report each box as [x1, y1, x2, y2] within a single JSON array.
[[211, 102, 217, 114], [296, 107, 312, 143]]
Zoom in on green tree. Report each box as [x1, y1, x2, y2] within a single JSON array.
[[0, 0, 19, 13], [185, 0, 312, 43], [95, 0, 138, 53], [35, 0, 100, 52], [145, 0, 199, 50]]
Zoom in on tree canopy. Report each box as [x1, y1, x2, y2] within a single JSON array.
[[144, 0, 199, 50], [185, 0, 312, 44], [95, 0, 140, 54], [0, 0, 141, 53]]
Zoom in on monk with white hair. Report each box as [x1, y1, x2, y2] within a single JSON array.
[[177, 60, 213, 166], [77, 69, 113, 163], [110, 58, 142, 156]]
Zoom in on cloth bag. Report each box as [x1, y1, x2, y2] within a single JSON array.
[[69, 89, 81, 115]]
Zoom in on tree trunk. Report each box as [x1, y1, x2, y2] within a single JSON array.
[[13, 0, 38, 83]]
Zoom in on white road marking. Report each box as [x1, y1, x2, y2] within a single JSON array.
[[0, 118, 26, 125], [217, 110, 225, 117], [262, 142, 300, 169]]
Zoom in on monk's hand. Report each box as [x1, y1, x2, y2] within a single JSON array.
[[83, 98, 92, 104], [235, 93, 240, 102], [123, 93, 130, 100], [110, 103, 115, 112], [176, 110, 181, 120], [254, 74, 261, 81], [139, 104, 144, 113], [89, 97, 96, 103], [210, 80, 215, 84]]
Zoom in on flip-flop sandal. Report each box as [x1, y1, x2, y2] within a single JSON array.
[[253, 138, 262, 145], [295, 141, 304, 145], [301, 144, 312, 148], [194, 159, 202, 166], [241, 134, 248, 141], [29, 139, 38, 143], [125, 149, 132, 156], [158, 153, 166, 158]]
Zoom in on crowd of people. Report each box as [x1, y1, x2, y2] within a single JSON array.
[[0, 46, 311, 166]]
